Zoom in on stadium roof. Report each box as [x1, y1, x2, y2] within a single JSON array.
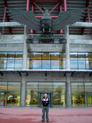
[[0, 0, 92, 35]]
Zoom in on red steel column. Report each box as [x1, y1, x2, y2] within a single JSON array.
[[2, 6, 6, 35], [30, 4, 34, 34], [59, 5, 63, 34], [64, 0, 67, 11], [87, 7, 91, 35], [26, 0, 30, 11], [33, 2, 44, 14], [49, 2, 60, 14]]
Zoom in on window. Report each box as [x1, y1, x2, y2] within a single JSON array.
[[0, 52, 23, 70], [27, 52, 66, 70]]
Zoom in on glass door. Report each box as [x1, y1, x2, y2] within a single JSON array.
[[0, 92, 4, 106], [38, 92, 52, 107], [86, 92, 92, 106]]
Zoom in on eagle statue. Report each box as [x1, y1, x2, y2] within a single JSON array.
[[5, 7, 87, 34]]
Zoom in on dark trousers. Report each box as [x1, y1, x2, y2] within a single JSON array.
[[42, 106, 49, 121]]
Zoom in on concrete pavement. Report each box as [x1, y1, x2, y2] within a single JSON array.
[[0, 107, 92, 123]]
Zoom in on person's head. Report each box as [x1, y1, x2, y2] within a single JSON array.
[[44, 93, 47, 98]]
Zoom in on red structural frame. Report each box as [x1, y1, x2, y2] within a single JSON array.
[[2, 0, 91, 35]]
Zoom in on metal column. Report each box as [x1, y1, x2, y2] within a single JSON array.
[[22, 25, 27, 69], [20, 73, 26, 106], [66, 74, 71, 107], [65, 25, 70, 70]]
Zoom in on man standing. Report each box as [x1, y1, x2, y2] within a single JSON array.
[[42, 93, 50, 122]]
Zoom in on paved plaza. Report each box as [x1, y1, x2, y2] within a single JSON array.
[[0, 107, 92, 123]]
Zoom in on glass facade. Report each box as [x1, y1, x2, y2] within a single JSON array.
[[70, 52, 92, 70], [0, 82, 21, 106], [26, 82, 66, 107], [0, 52, 92, 70], [0, 52, 23, 69], [27, 52, 66, 70], [71, 82, 92, 107]]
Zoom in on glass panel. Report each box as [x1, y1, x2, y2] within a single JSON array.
[[0, 82, 7, 92], [7, 82, 20, 106], [0, 59, 7, 69], [53, 82, 65, 107], [60, 53, 65, 60], [51, 60, 59, 69], [70, 60, 77, 69], [27, 59, 32, 69], [87, 93, 92, 106], [50, 53, 60, 60], [0, 52, 7, 59], [85, 83, 92, 92], [42, 60, 50, 69], [27, 53, 34, 59], [39, 82, 52, 92], [26, 82, 38, 106], [7, 59, 14, 69], [78, 61, 85, 69], [15, 59, 22, 69], [85, 53, 92, 61], [77, 53, 85, 61], [15, 52, 23, 59], [86, 61, 92, 70], [42, 53, 50, 60], [71, 83, 85, 106], [60, 60, 66, 69], [32, 60, 41, 69], [0, 82, 7, 105], [70, 53, 77, 61], [33, 52, 42, 60], [8, 52, 15, 59]]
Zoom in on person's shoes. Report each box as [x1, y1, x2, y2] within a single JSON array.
[[47, 120, 49, 122], [42, 120, 44, 122]]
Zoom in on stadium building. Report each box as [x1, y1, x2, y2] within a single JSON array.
[[0, 0, 92, 107]]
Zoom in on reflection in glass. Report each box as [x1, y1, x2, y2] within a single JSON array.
[[7, 59, 14, 69], [51, 60, 59, 69], [0, 59, 7, 69], [26, 82, 66, 107], [78, 61, 85, 69], [7, 82, 21, 106], [15, 59, 22, 69], [27, 52, 66, 70], [42, 60, 50, 69], [0, 52, 7, 59], [32, 60, 41, 69], [0, 52, 23, 70], [70, 53, 77, 61], [53, 82, 65, 106], [26, 82, 38, 106], [70, 60, 77, 69], [71, 83, 85, 106]]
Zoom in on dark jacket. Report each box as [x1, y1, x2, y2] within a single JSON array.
[[42, 97, 50, 107]]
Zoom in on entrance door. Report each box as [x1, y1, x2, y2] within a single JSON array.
[[38, 92, 52, 107], [86, 92, 92, 106]]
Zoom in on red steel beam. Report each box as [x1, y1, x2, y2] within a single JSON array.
[[87, 7, 91, 35], [49, 2, 60, 14], [33, 2, 44, 14], [35, 0, 58, 2], [4, 0, 12, 35], [2, 7, 6, 35], [81, 0, 90, 35], [59, 1, 63, 34], [30, 4, 34, 34]]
